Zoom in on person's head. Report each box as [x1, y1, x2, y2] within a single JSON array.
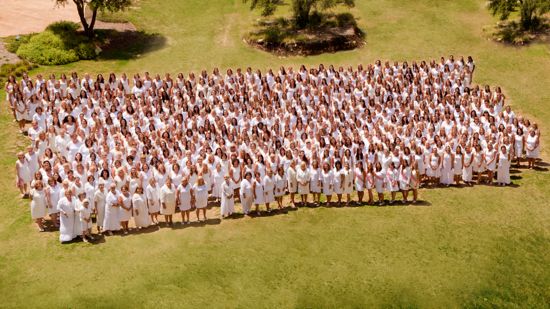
[[83, 199, 89, 208], [224, 175, 230, 183], [197, 176, 205, 186], [109, 183, 116, 192], [34, 180, 44, 191], [245, 171, 252, 180], [135, 186, 143, 194]]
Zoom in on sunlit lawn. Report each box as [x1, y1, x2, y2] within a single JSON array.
[[0, 0, 549, 307]]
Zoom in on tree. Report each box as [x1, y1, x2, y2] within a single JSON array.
[[245, 0, 355, 29], [487, 0, 550, 31], [55, 0, 132, 38]]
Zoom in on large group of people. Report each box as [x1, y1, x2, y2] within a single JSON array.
[[5, 55, 542, 243]]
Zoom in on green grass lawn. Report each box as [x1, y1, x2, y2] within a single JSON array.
[[1, 0, 549, 307]]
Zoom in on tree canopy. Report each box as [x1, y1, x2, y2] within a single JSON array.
[[55, 0, 132, 37], [245, 0, 355, 28], [487, 0, 550, 31]]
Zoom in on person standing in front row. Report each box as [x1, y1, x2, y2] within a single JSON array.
[[240, 172, 253, 216], [160, 178, 176, 226], [220, 175, 234, 218], [194, 176, 209, 221]]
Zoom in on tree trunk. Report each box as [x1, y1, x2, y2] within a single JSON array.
[[73, 0, 97, 38], [519, 0, 537, 31], [293, 0, 313, 29], [87, 7, 98, 38]]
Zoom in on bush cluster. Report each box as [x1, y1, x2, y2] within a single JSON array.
[[8, 21, 96, 66], [0, 61, 37, 86]]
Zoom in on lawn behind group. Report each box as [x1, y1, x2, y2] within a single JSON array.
[[0, 0, 549, 307]]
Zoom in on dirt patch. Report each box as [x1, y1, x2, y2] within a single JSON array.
[[0, 0, 80, 37], [0, 41, 20, 65], [245, 25, 366, 57]]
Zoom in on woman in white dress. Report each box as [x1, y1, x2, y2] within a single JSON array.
[[45, 177, 61, 228], [132, 186, 151, 228], [309, 161, 322, 206], [333, 161, 345, 206], [496, 145, 511, 186], [252, 172, 265, 214], [453, 146, 464, 186], [146, 177, 160, 225], [177, 177, 193, 224], [484, 143, 497, 185], [30, 180, 47, 231], [287, 160, 298, 207], [386, 162, 400, 204], [211, 163, 225, 203], [193, 176, 209, 221], [321, 162, 334, 206], [230, 158, 242, 199], [343, 162, 354, 206], [296, 162, 311, 206], [220, 175, 235, 218], [426, 148, 441, 187], [513, 128, 525, 167], [274, 166, 286, 210], [77, 199, 92, 242], [473, 144, 485, 184], [365, 164, 375, 205], [440, 146, 454, 186], [399, 160, 411, 203], [160, 178, 177, 225], [262, 169, 275, 212], [374, 162, 385, 205], [240, 172, 253, 215], [93, 180, 107, 234], [525, 129, 540, 169], [410, 163, 420, 203], [103, 184, 121, 236], [58, 189, 77, 242], [119, 185, 132, 234], [16, 152, 31, 198], [462, 146, 474, 185], [354, 162, 366, 205]]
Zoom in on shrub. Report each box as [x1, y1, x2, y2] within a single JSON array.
[[3, 34, 33, 54], [14, 21, 97, 65], [0, 61, 37, 85]]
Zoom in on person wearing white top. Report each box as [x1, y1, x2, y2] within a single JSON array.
[[374, 162, 386, 205], [274, 167, 286, 210], [119, 185, 132, 234], [146, 177, 161, 225], [321, 162, 334, 206], [160, 178, 177, 225], [525, 129, 540, 169], [386, 163, 400, 204], [354, 162, 366, 204], [252, 172, 265, 214], [132, 187, 151, 228], [93, 181, 107, 234], [30, 180, 47, 232], [240, 172, 253, 215], [309, 161, 322, 206], [77, 199, 93, 242], [399, 161, 411, 203], [193, 177, 209, 221], [220, 175, 235, 218], [176, 177, 193, 224], [333, 161, 345, 206], [343, 162, 354, 206], [45, 177, 61, 228], [496, 146, 511, 186], [103, 184, 121, 235], [262, 169, 275, 211], [286, 161, 298, 207], [58, 189, 77, 242], [16, 152, 31, 198], [296, 162, 311, 206]]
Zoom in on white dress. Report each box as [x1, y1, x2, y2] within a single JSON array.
[[119, 193, 132, 221], [240, 179, 253, 214], [47, 185, 61, 215], [146, 184, 161, 213], [375, 171, 385, 194], [344, 169, 354, 194], [160, 184, 177, 215], [333, 169, 344, 194], [514, 134, 524, 158], [211, 169, 225, 198], [526, 135, 539, 158], [253, 179, 265, 205], [386, 168, 399, 192], [58, 196, 77, 242], [177, 183, 192, 211], [497, 152, 510, 184], [274, 174, 286, 197], [321, 170, 334, 195], [30, 189, 47, 219], [132, 193, 151, 227], [309, 168, 321, 193], [263, 175, 275, 203], [354, 168, 365, 192], [440, 153, 453, 185], [473, 151, 485, 173], [485, 149, 497, 172], [399, 167, 411, 191], [94, 189, 106, 228], [462, 152, 473, 182], [287, 167, 297, 193], [453, 154, 463, 176], [296, 169, 311, 194], [427, 155, 440, 178], [77, 203, 92, 231], [103, 192, 121, 232], [220, 181, 235, 216], [194, 184, 209, 209]]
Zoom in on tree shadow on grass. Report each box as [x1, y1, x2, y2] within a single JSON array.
[[96, 29, 167, 60]]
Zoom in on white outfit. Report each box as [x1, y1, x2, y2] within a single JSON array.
[[146, 184, 161, 213], [321, 170, 334, 195], [119, 193, 132, 221], [30, 189, 47, 219], [194, 184, 209, 209], [526, 135, 539, 158], [333, 169, 344, 194], [296, 168, 311, 194], [274, 174, 286, 197], [94, 188, 106, 228], [309, 167, 321, 193], [177, 183, 192, 211], [263, 175, 275, 203], [132, 193, 151, 227], [58, 196, 77, 242], [497, 152, 510, 184], [441, 153, 453, 185], [220, 181, 235, 216], [253, 179, 265, 205], [103, 191, 121, 232], [159, 184, 176, 215], [287, 167, 298, 193], [240, 179, 253, 214]]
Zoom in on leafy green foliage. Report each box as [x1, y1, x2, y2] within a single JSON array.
[[15, 22, 96, 65], [0, 61, 37, 86], [3, 34, 33, 54], [245, 0, 355, 28], [487, 0, 549, 31], [55, 0, 132, 36]]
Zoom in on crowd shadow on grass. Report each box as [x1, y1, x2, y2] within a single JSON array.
[[96, 29, 167, 60]]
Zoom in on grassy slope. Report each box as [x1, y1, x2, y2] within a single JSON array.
[[0, 0, 549, 307]]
